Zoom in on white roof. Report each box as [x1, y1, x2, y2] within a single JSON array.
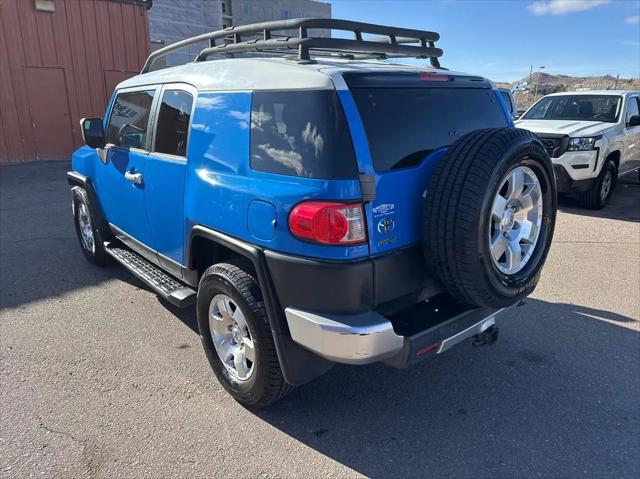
[[117, 57, 479, 92], [545, 90, 638, 97]]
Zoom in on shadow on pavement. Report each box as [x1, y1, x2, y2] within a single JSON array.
[[0, 161, 122, 310], [557, 175, 640, 223], [1, 161, 638, 476], [253, 299, 638, 478]]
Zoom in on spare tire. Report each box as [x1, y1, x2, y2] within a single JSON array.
[[422, 128, 556, 308]]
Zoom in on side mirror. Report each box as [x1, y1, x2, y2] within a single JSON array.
[[627, 115, 640, 127], [81, 118, 106, 149]]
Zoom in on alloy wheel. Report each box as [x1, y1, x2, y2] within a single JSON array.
[[77, 203, 95, 254], [209, 294, 255, 381], [489, 165, 544, 275]]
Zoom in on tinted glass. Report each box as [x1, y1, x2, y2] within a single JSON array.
[[500, 90, 514, 114], [523, 95, 622, 123], [352, 88, 508, 171], [107, 90, 155, 149], [250, 90, 357, 179], [625, 97, 639, 122], [154, 90, 194, 157]]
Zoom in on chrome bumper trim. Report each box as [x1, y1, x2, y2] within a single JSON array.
[[437, 313, 499, 354], [285, 308, 403, 365]]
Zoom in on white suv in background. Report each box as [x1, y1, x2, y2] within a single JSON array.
[[516, 90, 640, 209]]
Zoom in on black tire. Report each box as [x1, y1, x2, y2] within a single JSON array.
[[197, 262, 292, 407], [72, 187, 108, 266], [579, 160, 617, 210], [422, 128, 557, 308]]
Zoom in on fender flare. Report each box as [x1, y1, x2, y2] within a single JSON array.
[[187, 225, 334, 386], [67, 171, 111, 236]]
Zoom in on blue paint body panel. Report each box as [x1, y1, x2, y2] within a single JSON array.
[[94, 147, 154, 247], [248, 200, 277, 242], [71, 80, 513, 268], [183, 92, 367, 262], [145, 154, 187, 264]]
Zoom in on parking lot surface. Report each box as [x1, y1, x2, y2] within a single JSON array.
[[1, 161, 639, 478]]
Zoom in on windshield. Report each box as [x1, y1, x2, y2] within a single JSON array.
[[352, 88, 508, 171], [523, 95, 621, 123]]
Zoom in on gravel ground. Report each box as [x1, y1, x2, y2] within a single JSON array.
[[1, 161, 639, 478]]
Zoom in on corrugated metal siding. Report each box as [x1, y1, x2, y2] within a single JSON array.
[[0, 0, 150, 162]]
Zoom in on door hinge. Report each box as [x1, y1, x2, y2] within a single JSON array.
[[359, 174, 376, 203]]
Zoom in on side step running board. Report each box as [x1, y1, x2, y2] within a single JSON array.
[[105, 242, 196, 308]]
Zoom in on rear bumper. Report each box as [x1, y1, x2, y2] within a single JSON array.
[[265, 245, 442, 316], [285, 299, 504, 367]]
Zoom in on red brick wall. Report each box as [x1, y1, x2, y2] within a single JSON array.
[[0, 0, 150, 162]]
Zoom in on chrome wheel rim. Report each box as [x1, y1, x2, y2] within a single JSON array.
[[600, 171, 612, 201], [489, 165, 543, 275], [77, 203, 95, 253], [209, 294, 255, 381]]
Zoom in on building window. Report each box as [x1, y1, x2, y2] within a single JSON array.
[[281, 9, 290, 20]]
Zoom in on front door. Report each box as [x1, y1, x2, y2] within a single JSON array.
[[94, 87, 158, 250], [621, 96, 640, 174], [144, 85, 196, 273]]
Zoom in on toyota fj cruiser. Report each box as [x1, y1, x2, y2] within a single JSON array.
[[517, 90, 640, 209], [69, 19, 557, 406]]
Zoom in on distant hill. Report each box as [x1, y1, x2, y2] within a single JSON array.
[[495, 73, 640, 110]]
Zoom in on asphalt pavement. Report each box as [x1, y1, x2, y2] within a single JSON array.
[[1, 161, 639, 478]]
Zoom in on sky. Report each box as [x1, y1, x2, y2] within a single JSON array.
[[329, 0, 640, 82]]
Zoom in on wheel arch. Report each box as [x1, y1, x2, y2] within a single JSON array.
[[187, 225, 335, 386], [67, 171, 110, 236], [605, 149, 621, 171]]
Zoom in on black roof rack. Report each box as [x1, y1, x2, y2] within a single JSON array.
[[141, 18, 443, 74]]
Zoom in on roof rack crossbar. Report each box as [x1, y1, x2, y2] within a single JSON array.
[[141, 18, 443, 73], [194, 37, 442, 63]]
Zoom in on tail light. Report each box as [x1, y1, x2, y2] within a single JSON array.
[[289, 201, 367, 245], [418, 73, 449, 82]]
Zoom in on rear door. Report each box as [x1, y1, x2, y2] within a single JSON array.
[[341, 73, 511, 256], [94, 87, 158, 251], [144, 84, 196, 274]]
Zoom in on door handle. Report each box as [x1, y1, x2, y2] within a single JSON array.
[[124, 170, 143, 185]]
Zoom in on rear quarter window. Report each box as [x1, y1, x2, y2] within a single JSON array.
[[250, 90, 357, 179]]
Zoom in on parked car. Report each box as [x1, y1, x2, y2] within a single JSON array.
[[498, 88, 518, 120], [68, 19, 557, 407], [516, 90, 640, 209]]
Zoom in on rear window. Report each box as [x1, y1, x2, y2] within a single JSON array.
[[250, 90, 357, 179], [351, 88, 508, 171]]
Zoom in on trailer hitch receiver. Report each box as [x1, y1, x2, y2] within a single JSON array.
[[472, 325, 499, 347]]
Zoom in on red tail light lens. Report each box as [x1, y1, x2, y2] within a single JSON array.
[[289, 201, 367, 245], [418, 73, 449, 82]]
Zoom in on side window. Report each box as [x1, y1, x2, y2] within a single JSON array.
[[626, 97, 639, 123], [106, 90, 155, 149], [153, 89, 194, 157], [250, 90, 357, 179], [500, 91, 513, 115]]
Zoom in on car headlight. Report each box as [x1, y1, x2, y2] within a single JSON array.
[[567, 136, 601, 151]]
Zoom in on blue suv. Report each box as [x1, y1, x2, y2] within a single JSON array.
[[68, 19, 557, 406]]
